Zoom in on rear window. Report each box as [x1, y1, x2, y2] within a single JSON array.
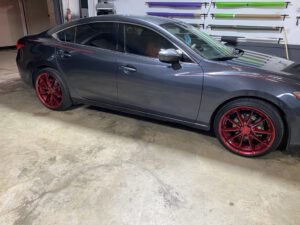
[[75, 23, 117, 50]]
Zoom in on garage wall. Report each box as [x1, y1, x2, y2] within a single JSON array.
[[86, 0, 300, 46], [47, 0, 57, 27], [23, 0, 50, 34], [0, 0, 24, 47]]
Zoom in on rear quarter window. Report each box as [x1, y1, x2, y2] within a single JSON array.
[[55, 27, 76, 43], [75, 23, 117, 51]]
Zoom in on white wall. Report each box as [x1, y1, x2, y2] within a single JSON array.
[[89, 0, 300, 45], [61, 0, 80, 21], [88, 0, 96, 17]]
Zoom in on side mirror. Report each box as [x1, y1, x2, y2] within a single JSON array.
[[158, 49, 181, 64], [221, 36, 238, 46]]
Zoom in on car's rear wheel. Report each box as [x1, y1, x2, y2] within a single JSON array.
[[34, 68, 72, 110], [214, 98, 284, 157]]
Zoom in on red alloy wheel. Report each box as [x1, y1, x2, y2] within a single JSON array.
[[218, 106, 276, 156], [35, 72, 63, 109]]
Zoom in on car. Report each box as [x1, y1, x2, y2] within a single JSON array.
[[16, 15, 300, 157]]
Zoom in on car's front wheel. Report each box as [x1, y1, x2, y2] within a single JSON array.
[[34, 68, 72, 110], [214, 98, 284, 157]]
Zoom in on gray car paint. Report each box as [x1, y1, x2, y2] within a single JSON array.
[[16, 15, 300, 149]]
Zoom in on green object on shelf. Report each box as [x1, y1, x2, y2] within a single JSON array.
[[214, 13, 284, 19], [215, 1, 286, 8], [215, 2, 247, 8], [250, 2, 285, 7], [214, 13, 235, 19]]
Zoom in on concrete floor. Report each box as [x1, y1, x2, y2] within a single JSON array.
[[0, 49, 299, 225]]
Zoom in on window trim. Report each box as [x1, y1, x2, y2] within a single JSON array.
[[52, 21, 196, 64], [53, 22, 119, 52]]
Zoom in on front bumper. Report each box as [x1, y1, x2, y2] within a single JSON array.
[[287, 113, 300, 150], [285, 96, 300, 150]]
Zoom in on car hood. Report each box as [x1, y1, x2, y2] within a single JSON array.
[[224, 50, 300, 82]]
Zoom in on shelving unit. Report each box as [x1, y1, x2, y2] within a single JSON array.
[[145, 1, 291, 45]]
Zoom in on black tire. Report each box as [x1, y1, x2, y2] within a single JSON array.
[[34, 68, 72, 111], [214, 98, 284, 157]]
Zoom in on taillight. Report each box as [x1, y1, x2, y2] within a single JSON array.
[[16, 41, 25, 50]]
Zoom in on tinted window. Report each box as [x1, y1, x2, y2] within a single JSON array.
[[161, 23, 234, 60], [124, 24, 174, 58], [75, 23, 117, 51], [56, 27, 76, 42]]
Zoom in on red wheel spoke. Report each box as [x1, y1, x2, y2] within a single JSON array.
[[239, 135, 245, 147], [225, 117, 241, 128], [38, 87, 47, 95], [250, 134, 268, 146], [252, 129, 273, 135], [50, 95, 56, 106], [229, 133, 242, 142], [246, 111, 254, 125], [53, 92, 62, 98], [252, 118, 267, 128], [248, 135, 254, 151], [223, 127, 240, 132], [52, 95, 60, 105], [45, 94, 51, 104], [39, 77, 47, 85], [46, 74, 53, 88], [235, 110, 244, 124]]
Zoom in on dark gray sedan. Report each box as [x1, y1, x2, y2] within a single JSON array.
[[16, 15, 300, 157]]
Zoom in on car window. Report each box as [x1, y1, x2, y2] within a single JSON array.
[[56, 27, 76, 43], [161, 23, 234, 60], [75, 23, 117, 51], [123, 24, 175, 58]]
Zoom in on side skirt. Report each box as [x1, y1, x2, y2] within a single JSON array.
[[72, 97, 210, 131]]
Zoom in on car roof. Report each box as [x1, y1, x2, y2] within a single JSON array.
[[48, 15, 176, 34]]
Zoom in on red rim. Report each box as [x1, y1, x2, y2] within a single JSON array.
[[218, 106, 276, 156], [35, 72, 63, 109]]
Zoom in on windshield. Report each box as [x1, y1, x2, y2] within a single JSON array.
[[161, 23, 235, 60]]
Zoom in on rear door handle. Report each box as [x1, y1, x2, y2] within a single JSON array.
[[120, 65, 137, 73], [57, 49, 71, 58]]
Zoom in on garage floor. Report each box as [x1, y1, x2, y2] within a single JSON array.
[[0, 50, 299, 225]]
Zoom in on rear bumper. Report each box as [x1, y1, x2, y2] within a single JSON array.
[[16, 50, 33, 87]]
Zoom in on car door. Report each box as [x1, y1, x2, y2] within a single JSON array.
[[116, 23, 204, 122], [55, 22, 118, 104]]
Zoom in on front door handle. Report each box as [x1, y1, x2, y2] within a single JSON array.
[[57, 49, 71, 58], [120, 65, 137, 73]]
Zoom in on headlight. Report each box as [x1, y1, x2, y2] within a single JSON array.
[[294, 92, 300, 100]]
